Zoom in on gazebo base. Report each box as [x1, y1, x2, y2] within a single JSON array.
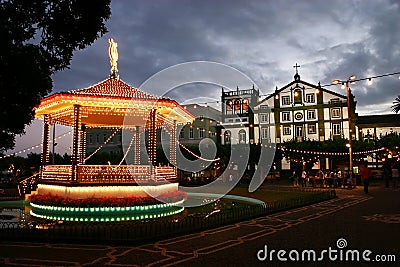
[[35, 182, 179, 199], [30, 200, 185, 222], [29, 182, 185, 222]]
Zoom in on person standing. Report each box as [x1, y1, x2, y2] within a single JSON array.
[[301, 170, 307, 187], [392, 161, 399, 190], [383, 160, 392, 188], [360, 162, 372, 194]]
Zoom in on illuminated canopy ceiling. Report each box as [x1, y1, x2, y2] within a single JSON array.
[[34, 77, 195, 128]]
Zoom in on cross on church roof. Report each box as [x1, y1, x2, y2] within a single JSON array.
[[293, 63, 301, 81], [293, 63, 300, 74]]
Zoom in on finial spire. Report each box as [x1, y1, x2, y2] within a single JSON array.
[[293, 63, 300, 74], [293, 63, 301, 81], [109, 38, 119, 78]]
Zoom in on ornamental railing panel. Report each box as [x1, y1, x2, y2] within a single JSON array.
[[155, 166, 176, 181], [78, 165, 151, 183], [41, 165, 72, 182]]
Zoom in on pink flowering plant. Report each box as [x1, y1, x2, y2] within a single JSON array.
[[30, 190, 187, 208]]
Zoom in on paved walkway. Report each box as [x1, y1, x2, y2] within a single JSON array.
[[0, 184, 399, 266]]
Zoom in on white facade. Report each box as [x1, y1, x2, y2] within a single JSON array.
[[255, 74, 354, 144]]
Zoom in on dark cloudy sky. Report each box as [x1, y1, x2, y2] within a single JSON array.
[[9, 0, 400, 155]]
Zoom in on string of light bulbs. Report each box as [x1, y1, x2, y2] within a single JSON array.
[[278, 146, 386, 156], [117, 129, 135, 166], [0, 131, 72, 160], [177, 141, 220, 162], [84, 128, 119, 162]]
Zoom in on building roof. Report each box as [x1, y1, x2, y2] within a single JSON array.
[[357, 114, 400, 127], [257, 76, 349, 105], [34, 77, 195, 127], [182, 104, 222, 121], [68, 77, 157, 100]]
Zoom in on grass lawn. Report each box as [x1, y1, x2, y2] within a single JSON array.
[[0, 200, 27, 208], [228, 186, 317, 202]]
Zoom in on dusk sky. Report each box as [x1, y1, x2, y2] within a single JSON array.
[[8, 0, 400, 156]]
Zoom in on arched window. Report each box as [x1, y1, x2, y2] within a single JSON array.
[[226, 100, 233, 112], [242, 99, 249, 111], [234, 99, 241, 112], [224, 130, 231, 144], [294, 89, 302, 104], [239, 129, 246, 144]]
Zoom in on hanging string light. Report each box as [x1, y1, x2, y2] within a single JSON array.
[[0, 131, 72, 160], [279, 146, 386, 156], [84, 128, 119, 162], [117, 128, 135, 166], [177, 141, 220, 162]]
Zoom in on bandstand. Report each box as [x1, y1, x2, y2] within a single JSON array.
[[30, 39, 195, 221]]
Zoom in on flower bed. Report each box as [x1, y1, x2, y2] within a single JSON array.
[[30, 190, 187, 208]]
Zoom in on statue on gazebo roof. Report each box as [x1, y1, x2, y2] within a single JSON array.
[[109, 38, 119, 78]]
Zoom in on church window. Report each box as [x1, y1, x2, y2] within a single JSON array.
[[282, 112, 291, 121], [283, 126, 291, 135], [307, 110, 316, 120], [308, 124, 317, 134], [333, 124, 341, 135], [294, 89, 302, 104], [294, 112, 303, 120], [282, 96, 290, 105], [306, 93, 315, 103]]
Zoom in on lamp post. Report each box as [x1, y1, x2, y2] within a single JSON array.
[[333, 75, 356, 174]]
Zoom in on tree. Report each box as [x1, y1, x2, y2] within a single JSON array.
[[0, 0, 111, 152], [392, 95, 400, 113]]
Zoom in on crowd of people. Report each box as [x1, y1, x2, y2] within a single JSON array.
[[291, 160, 400, 192], [291, 168, 357, 189]]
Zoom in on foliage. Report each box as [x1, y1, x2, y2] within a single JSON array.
[[0, 0, 111, 152], [30, 190, 187, 208], [0, 152, 70, 179], [392, 95, 400, 113]]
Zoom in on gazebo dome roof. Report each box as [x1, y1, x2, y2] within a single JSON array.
[[34, 77, 195, 127], [68, 77, 157, 100]]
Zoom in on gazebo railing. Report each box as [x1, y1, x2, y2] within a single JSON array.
[[78, 165, 151, 183], [41, 165, 72, 182], [155, 166, 177, 181], [40, 165, 177, 183]]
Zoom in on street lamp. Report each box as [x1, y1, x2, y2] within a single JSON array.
[[332, 75, 356, 175]]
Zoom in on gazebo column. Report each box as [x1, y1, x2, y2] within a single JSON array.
[[169, 120, 177, 166], [40, 114, 51, 179], [71, 105, 81, 182], [79, 124, 86, 164], [148, 109, 157, 176], [134, 126, 141, 165]]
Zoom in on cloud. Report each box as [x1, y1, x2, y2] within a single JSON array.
[[11, 0, 400, 153], [52, 1, 399, 111]]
